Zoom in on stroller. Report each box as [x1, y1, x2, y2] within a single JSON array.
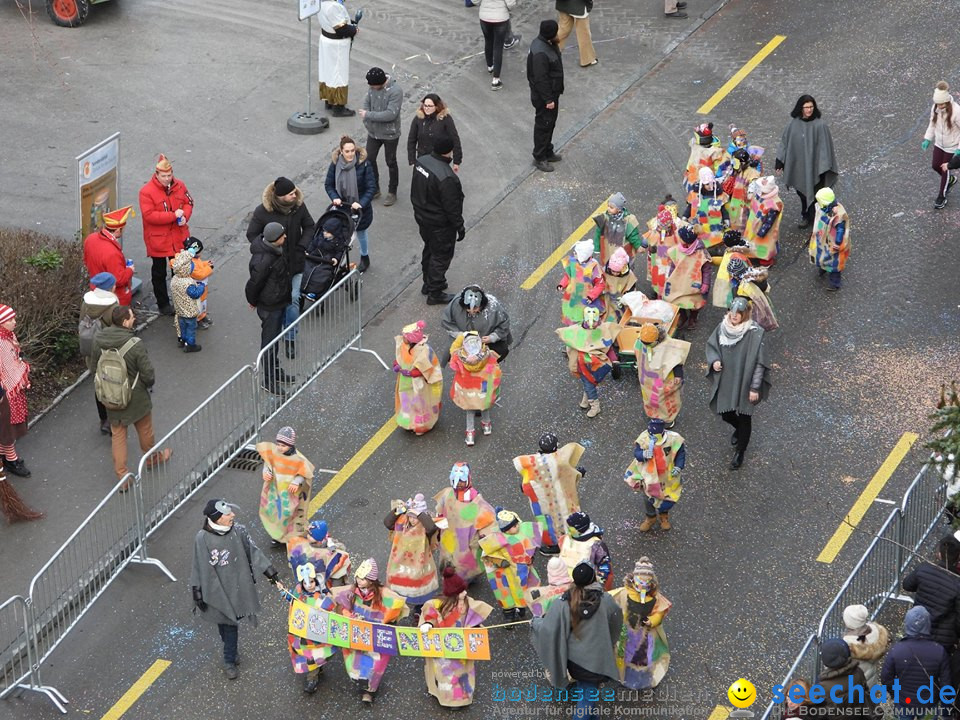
[[299, 205, 359, 313]]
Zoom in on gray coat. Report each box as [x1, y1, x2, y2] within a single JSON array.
[[440, 289, 513, 345], [362, 77, 403, 141], [91, 324, 155, 425], [189, 522, 273, 626], [705, 322, 770, 416], [776, 116, 838, 201]]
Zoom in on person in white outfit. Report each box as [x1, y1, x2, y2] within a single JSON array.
[[922, 81, 960, 209]]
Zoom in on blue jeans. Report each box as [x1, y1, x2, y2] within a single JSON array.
[[283, 272, 302, 340], [218, 623, 238, 665], [178, 316, 198, 346], [355, 228, 369, 257], [645, 496, 676, 517], [580, 376, 598, 401], [573, 680, 600, 717]]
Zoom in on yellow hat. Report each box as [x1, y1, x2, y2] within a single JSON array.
[[155, 154, 173, 172], [103, 206, 135, 230]]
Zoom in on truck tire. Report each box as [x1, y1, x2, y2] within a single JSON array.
[[46, 0, 91, 27]]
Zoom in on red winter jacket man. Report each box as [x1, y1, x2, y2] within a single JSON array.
[[83, 206, 136, 306], [138, 154, 194, 314]]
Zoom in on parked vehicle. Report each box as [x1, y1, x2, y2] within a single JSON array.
[[46, 0, 112, 28]]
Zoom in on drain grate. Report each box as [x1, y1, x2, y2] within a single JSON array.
[[228, 444, 263, 472]]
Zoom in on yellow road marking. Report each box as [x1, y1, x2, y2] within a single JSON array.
[[817, 432, 919, 563], [707, 705, 730, 720], [309, 416, 398, 514], [520, 200, 608, 290], [697, 35, 786, 114], [100, 659, 171, 720]]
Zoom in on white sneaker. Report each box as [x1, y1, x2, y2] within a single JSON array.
[[491, 79, 503, 91], [487, 65, 494, 73]]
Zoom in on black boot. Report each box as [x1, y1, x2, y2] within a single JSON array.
[[611, 362, 622, 380], [358, 255, 370, 273], [276, 368, 296, 384], [730, 431, 739, 446], [284, 339, 297, 359], [100, 419, 112, 436], [303, 669, 321, 694], [4, 458, 31, 478], [730, 450, 745, 470], [331, 105, 356, 117]]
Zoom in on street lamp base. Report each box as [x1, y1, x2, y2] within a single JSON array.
[[287, 111, 329, 135]]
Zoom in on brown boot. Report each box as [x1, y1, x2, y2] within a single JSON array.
[[639, 515, 657, 532], [658, 512, 671, 530], [579, 392, 590, 410], [586, 399, 601, 418]]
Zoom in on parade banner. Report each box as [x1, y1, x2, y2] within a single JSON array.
[[288, 599, 491, 660], [76, 133, 120, 238]]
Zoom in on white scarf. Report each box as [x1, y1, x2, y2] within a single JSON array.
[[207, 518, 232, 534], [718, 315, 755, 346]]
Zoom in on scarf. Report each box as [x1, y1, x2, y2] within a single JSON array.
[[335, 154, 359, 204], [273, 192, 298, 215], [677, 239, 703, 256], [718, 316, 755, 346], [206, 519, 232, 534]]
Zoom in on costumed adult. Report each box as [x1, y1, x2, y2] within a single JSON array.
[[440, 285, 513, 363], [635, 322, 690, 428], [393, 321, 443, 435], [775, 95, 838, 228], [610, 557, 672, 689], [531, 561, 622, 716], [0, 305, 32, 479], [82, 206, 136, 307], [324, 135, 377, 272], [256, 427, 315, 544], [79, 273, 120, 435], [317, 0, 360, 117], [623, 419, 685, 532], [190, 499, 280, 680], [434, 462, 497, 583], [808, 187, 850, 291], [705, 296, 771, 470], [420, 567, 494, 708], [384, 493, 440, 616], [592, 193, 643, 267], [285, 562, 338, 694], [513, 431, 585, 556], [479, 508, 541, 620], [556, 306, 619, 418], [923, 81, 960, 210], [287, 519, 351, 587]]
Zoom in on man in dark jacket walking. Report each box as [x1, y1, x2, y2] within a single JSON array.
[[881, 606, 952, 713], [245, 223, 293, 393], [902, 535, 960, 679], [246, 177, 315, 359], [410, 138, 465, 305], [359, 67, 403, 207], [817, 638, 875, 718], [527, 20, 564, 173]]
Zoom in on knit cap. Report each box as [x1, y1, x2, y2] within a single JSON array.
[[698, 166, 716, 185], [608, 192, 627, 210], [496, 509, 520, 532], [755, 176, 778, 197], [442, 566, 467, 597], [539, 19, 558, 40], [434, 138, 455, 156], [356, 558, 379, 582], [726, 257, 748, 280], [572, 561, 596, 588], [274, 177, 296, 196], [677, 226, 697, 244], [639, 323, 660, 345], [309, 520, 328, 542], [402, 320, 426, 344], [547, 557, 568, 586], [276, 426, 296, 446], [647, 419, 665, 436], [820, 638, 850, 669], [0, 305, 16, 324], [815, 187, 836, 206], [607, 247, 630, 274], [407, 493, 428, 516], [263, 222, 285, 244], [842, 604, 869, 632], [631, 557, 656, 582], [566, 511, 592, 535], [90, 272, 117, 291], [365, 67, 387, 86], [934, 81, 951, 104]]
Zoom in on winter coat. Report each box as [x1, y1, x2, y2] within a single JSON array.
[[818, 661, 874, 717], [902, 563, 960, 649], [79, 289, 118, 372], [362, 77, 404, 141], [324, 148, 377, 232], [842, 622, 889, 687], [82, 230, 134, 306], [90, 324, 155, 425], [170, 253, 204, 319], [246, 183, 315, 276], [478, 0, 514, 23], [245, 237, 291, 311], [924, 100, 960, 152], [441, 289, 512, 346], [881, 634, 952, 706], [527, 35, 564, 108], [407, 109, 463, 166], [138, 175, 194, 258], [411, 152, 464, 230], [556, 0, 591, 17], [705, 321, 771, 416]]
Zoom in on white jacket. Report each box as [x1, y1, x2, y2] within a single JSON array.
[[924, 100, 960, 152], [478, 0, 515, 23]]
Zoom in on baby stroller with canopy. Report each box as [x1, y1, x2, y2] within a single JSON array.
[[299, 205, 359, 313]]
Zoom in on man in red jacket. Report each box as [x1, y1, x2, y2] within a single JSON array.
[[83, 206, 136, 306], [138, 154, 194, 315]]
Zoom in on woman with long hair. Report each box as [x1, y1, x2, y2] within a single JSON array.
[[407, 94, 463, 172], [923, 81, 960, 209], [775, 95, 838, 228], [324, 135, 377, 272]]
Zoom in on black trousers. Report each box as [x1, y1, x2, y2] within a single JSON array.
[[151, 256, 173, 309], [366, 136, 399, 194], [418, 224, 457, 298], [533, 104, 559, 160], [721, 411, 753, 452], [95, 391, 107, 422], [257, 306, 285, 380], [796, 172, 830, 219], [480, 20, 509, 76], [217, 623, 239, 665]]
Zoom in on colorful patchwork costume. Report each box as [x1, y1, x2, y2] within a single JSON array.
[[434, 463, 497, 583], [641, 204, 681, 298], [286, 563, 337, 692], [602, 247, 638, 322], [682, 123, 730, 203], [384, 494, 440, 607], [556, 307, 620, 419], [635, 323, 690, 425], [523, 557, 571, 618], [287, 520, 351, 586], [448, 332, 502, 446], [479, 509, 542, 618], [257, 427, 315, 543], [624, 419, 685, 531], [742, 175, 783, 266], [393, 321, 443, 435], [558, 239, 605, 326], [610, 558, 672, 689], [808, 187, 850, 290], [559, 511, 613, 590]]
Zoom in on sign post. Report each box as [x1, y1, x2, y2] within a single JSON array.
[[288, 0, 329, 134], [77, 132, 120, 239]]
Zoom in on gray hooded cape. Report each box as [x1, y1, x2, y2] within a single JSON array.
[[776, 116, 838, 200], [705, 322, 771, 416]]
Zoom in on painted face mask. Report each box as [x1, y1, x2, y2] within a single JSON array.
[[463, 288, 483, 311], [461, 332, 483, 359], [449, 462, 471, 489], [631, 576, 653, 603], [583, 306, 601, 329], [574, 239, 594, 264]]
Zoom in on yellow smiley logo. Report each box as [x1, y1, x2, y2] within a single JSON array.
[[728, 678, 756, 708]]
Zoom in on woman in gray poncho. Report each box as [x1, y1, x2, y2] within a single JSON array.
[[705, 296, 771, 470], [775, 95, 838, 229]]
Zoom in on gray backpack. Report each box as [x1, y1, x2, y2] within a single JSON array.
[[78, 314, 102, 358], [94, 337, 140, 411]]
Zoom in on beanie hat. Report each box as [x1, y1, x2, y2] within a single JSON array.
[[183, 237, 204, 254], [402, 320, 426, 344], [639, 323, 660, 345], [656, 208, 674, 228], [322, 216, 342, 233], [934, 81, 952, 104], [90, 272, 117, 291], [815, 187, 836, 206], [820, 638, 850, 669], [433, 137, 455, 156], [608, 192, 627, 210], [677, 226, 697, 243], [648, 418, 665, 436], [203, 498, 232, 522], [263, 222, 285, 244], [0, 305, 16, 324], [442, 566, 467, 597], [607, 247, 630, 274], [726, 257, 748, 280], [539, 432, 559, 454], [572, 561, 596, 588], [695, 122, 714, 145], [698, 166, 716, 185], [496, 508, 520, 532], [308, 520, 328, 542], [567, 511, 591, 535], [155, 154, 173, 172], [365, 67, 387, 85], [274, 176, 296, 196], [755, 175, 778, 197], [723, 229, 744, 247], [539, 19, 558, 40], [547, 557, 569, 586], [631, 556, 656, 583], [842, 604, 870, 632], [276, 426, 296, 446], [905, 605, 932, 637], [356, 558, 379, 582], [407, 493, 428, 516]]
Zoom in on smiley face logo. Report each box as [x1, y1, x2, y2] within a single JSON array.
[[728, 678, 756, 708]]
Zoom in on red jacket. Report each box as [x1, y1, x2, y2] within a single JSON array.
[[138, 175, 194, 258], [83, 230, 134, 306]]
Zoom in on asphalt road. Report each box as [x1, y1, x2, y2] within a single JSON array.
[[2, 0, 960, 718]]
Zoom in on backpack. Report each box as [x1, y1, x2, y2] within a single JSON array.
[[94, 337, 140, 411], [78, 314, 102, 358]]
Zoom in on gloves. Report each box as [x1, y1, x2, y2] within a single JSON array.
[[456, 226, 466, 243], [409, 368, 423, 378], [576, 465, 587, 478], [392, 361, 401, 373], [264, 566, 280, 586], [192, 587, 207, 612], [922, 140, 931, 151]]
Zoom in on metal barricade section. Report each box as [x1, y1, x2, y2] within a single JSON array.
[[899, 462, 946, 573], [760, 633, 819, 720]]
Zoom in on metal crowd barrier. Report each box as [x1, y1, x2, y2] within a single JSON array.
[[1, 268, 385, 713]]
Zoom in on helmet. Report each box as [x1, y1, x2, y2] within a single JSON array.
[[538, 432, 559, 454]]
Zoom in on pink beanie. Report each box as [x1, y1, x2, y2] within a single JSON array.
[[547, 557, 569, 586], [607, 247, 630, 274]]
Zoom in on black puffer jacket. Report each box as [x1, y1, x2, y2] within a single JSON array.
[[881, 635, 951, 704], [407, 109, 463, 166], [245, 237, 290, 311], [902, 564, 960, 649], [410, 153, 464, 230], [246, 183, 315, 275]]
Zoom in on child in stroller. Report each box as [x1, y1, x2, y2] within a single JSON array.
[[299, 206, 358, 313]]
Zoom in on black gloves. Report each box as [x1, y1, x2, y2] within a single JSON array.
[[192, 587, 207, 612], [265, 566, 280, 585], [576, 465, 587, 478], [456, 226, 466, 243]]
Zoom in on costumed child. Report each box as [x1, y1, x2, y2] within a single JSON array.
[[623, 419, 685, 532], [332, 559, 407, 704], [808, 187, 850, 291], [557, 238, 605, 326], [601, 247, 637, 322], [287, 519, 351, 587], [420, 567, 494, 708], [641, 202, 681, 299], [556, 306, 620, 419], [171, 237, 214, 345], [170, 249, 206, 353], [727, 259, 779, 332], [434, 462, 497, 583], [523, 557, 570, 618], [513, 431, 586, 556], [721, 148, 761, 232], [635, 322, 690, 428], [479, 508, 541, 620], [384, 493, 440, 618], [448, 331, 502, 447], [742, 175, 783, 266], [393, 320, 443, 436], [686, 166, 730, 249], [284, 562, 338, 694], [663, 226, 712, 332], [592, 192, 643, 266], [711, 229, 752, 308], [721, 124, 764, 173], [257, 426, 315, 545], [682, 123, 729, 201], [559, 511, 612, 590], [610, 557, 672, 689], [0, 305, 32, 479]]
